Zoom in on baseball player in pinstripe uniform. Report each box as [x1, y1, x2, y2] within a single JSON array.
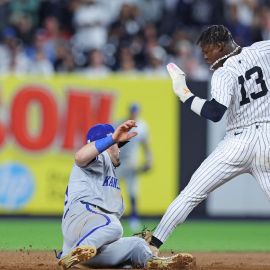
[[58, 120, 194, 269], [149, 25, 270, 252]]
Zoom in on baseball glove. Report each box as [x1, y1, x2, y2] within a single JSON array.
[[133, 227, 154, 244]]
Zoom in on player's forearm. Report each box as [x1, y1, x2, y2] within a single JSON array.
[[75, 135, 115, 167], [185, 96, 227, 122], [75, 143, 99, 167]]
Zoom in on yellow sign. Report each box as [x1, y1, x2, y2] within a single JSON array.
[[0, 75, 178, 215]]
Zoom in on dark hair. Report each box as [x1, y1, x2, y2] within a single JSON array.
[[197, 25, 233, 46]]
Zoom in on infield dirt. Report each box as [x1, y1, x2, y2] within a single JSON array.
[[0, 251, 270, 270]]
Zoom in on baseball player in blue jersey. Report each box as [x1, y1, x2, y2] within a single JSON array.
[[149, 25, 270, 253], [58, 120, 195, 269]]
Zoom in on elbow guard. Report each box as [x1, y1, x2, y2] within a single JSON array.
[[201, 99, 227, 122], [185, 97, 227, 122]]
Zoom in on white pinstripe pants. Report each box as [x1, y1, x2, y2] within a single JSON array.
[[154, 123, 270, 243]]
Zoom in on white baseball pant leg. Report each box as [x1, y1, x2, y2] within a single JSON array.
[[251, 123, 270, 198], [154, 125, 262, 243]]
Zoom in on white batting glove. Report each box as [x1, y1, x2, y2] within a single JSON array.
[[166, 63, 194, 102]]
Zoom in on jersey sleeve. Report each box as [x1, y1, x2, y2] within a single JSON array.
[[82, 153, 104, 173], [211, 68, 235, 108]]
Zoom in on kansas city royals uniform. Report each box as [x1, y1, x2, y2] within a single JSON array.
[[60, 150, 152, 267], [154, 40, 270, 242]]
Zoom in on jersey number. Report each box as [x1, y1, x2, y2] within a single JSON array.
[[238, 66, 268, 106]]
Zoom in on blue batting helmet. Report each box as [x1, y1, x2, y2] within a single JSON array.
[[86, 124, 114, 143], [86, 123, 128, 148]]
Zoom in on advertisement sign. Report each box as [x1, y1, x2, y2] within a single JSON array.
[[0, 75, 178, 215]]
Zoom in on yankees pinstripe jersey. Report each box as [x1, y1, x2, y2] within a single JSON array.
[[64, 151, 124, 218], [211, 40, 270, 131], [153, 40, 270, 245]]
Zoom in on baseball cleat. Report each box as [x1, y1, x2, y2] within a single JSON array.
[[146, 253, 196, 270], [58, 245, 96, 270]]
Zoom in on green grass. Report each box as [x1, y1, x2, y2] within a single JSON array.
[[0, 219, 270, 252]]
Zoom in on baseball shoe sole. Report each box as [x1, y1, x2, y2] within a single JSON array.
[[58, 246, 96, 270], [146, 253, 196, 270]]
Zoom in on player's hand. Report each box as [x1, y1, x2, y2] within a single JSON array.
[[113, 120, 137, 143], [166, 63, 194, 102]]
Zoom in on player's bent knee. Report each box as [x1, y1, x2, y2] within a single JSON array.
[[109, 223, 123, 240], [180, 192, 208, 204]]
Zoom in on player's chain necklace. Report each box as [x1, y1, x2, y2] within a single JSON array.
[[210, 46, 241, 71]]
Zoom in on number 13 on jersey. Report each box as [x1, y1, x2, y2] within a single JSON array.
[[238, 66, 269, 106]]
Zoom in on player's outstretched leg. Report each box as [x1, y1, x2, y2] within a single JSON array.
[[58, 245, 96, 270], [146, 253, 196, 270]]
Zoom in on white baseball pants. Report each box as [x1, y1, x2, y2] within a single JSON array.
[[154, 122, 270, 242]]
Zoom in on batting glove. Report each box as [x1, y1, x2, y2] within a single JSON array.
[[166, 63, 194, 102]]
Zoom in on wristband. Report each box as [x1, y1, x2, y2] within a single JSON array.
[[150, 236, 163, 248], [190, 96, 206, 116], [95, 135, 115, 153], [180, 91, 194, 103]]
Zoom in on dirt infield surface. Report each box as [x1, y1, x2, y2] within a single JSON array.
[[0, 251, 270, 270]]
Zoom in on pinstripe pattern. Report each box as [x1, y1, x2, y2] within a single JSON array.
[[154, 41, 270, 243]]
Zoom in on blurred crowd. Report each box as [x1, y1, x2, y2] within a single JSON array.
[[0, 0, 269, 80]]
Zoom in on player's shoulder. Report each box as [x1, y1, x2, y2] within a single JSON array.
[[211, 66, 236, 88], [212, 66, 232, 79], [100, 151, 109, 162], [102, 151, 116, 168], [248, 40, 270, 51], [80, 152, 107, 170]]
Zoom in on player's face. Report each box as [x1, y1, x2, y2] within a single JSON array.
[[200, 43, 225, 68], [107, 144, 121, 167]]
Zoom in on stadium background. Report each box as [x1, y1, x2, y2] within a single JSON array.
[[0, 0, 270, 260]]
